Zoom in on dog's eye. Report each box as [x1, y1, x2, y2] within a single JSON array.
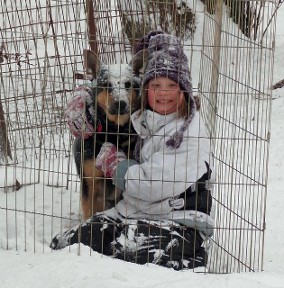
[[105, 82, 113, 92], [125, 81, 131, 91]]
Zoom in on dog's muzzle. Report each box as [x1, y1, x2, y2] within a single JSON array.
[[109, 100, 129, 115]]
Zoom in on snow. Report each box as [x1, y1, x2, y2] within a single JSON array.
[[1, 2, 284, 288]]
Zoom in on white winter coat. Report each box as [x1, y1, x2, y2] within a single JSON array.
[[113, 109, 215, 236]]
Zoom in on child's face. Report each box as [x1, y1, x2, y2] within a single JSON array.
[[147, 77, 184, 115]]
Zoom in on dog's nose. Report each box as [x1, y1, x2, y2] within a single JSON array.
[[109, 101, 129, 115]]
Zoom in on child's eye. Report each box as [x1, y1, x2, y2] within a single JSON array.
[[169, 83, 178, 88]]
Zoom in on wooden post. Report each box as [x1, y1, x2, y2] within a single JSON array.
[[0, 98, 21, 191], [0, 99, 12, 162], [208, 0, 223, 139], [86, 0, 98, 54]]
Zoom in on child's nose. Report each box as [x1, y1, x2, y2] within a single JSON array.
[[159, 88, 168, 95]]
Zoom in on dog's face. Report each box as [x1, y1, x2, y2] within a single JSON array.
[[96, 64, 141, 125], [84, 50, 141, 126]]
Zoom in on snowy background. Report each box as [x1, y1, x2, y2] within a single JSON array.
[[1, 1, 284, 287]]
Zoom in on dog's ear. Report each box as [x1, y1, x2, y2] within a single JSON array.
[[83, 49, 102, 79], [130, 49, 148, 76]]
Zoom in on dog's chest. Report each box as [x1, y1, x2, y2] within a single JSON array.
[[94, 113, 136, 156]]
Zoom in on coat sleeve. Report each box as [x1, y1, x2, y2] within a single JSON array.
[[123, 132, 212, 203]]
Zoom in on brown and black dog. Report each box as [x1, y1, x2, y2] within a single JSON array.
[[73, 49, 142, 220]]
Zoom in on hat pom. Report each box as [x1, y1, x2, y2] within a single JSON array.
[[134, 30, 165, 54], [166, 111, 196, 149]]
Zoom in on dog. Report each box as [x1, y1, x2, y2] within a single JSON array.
[[73, 49, 142, 220]]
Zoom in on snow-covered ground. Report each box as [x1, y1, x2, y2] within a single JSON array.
[[1, 2, 284, 287]]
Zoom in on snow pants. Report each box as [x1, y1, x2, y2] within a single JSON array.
[[50, 213, 207, 270]]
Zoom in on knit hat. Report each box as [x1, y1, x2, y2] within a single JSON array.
[[134, 31, 196, 149]]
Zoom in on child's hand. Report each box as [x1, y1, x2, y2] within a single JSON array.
[[65, 86, 94, 138], [96, 142, 127, 178]]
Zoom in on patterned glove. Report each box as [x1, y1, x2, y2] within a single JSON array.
[[65, 86, 95, 139], [95, 142, 127, 178]]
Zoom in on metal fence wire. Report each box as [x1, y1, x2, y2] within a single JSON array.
[[0, 0, 278, 273]]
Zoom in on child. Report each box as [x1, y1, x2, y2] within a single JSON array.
[[50, 31, 214, 271]]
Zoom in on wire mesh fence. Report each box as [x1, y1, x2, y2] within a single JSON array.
[[200, 0, 277, 272], [0, 0, 278, 273]]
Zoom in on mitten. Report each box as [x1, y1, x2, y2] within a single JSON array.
[[65, 86, 95, 139], [95, 142, 127, 178]]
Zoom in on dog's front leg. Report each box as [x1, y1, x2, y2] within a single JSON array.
[[82, 159, 104, 220]]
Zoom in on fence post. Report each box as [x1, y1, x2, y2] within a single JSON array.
[[0, 99, 11, 162], [0, 98, 21, 191]]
